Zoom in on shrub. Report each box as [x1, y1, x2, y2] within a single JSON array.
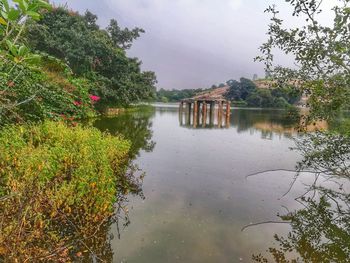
[[274, 97, 290, 108], [0, 58, 96, 125], [0, 121, 137, 261]]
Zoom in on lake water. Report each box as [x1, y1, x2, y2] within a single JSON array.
[[93, 105, 327, 263]]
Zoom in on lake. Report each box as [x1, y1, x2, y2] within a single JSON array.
[[93, 104, 334, 263]]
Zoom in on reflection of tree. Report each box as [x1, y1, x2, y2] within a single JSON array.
[[253, 132, 350, 262], [67, 108, 156, 261], [230, 109, 301, 141], [94, 108, 156, 159]]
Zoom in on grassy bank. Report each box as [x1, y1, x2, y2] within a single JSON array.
[[0, 121, 138, 261]]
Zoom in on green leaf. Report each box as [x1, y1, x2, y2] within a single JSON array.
[[37, 0, 51, 10], [24, 54, 41, 64], [18, 45, 28, 57], [2, 0, 9, 12], [27, 0, 51, 12], [5, 39, 13, 49], [10, 46, 18, 57], [26, 10, 40, 20], [7, 8, 20, 21], [1, 11, 8, 20]]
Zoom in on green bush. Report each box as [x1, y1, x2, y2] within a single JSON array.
[[0, 58, 96, 125], [273, 97, 290, 108], [0, 121, 136, 261]]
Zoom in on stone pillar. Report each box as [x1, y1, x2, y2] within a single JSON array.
[[209, 102, 215, 126], [218, 101, 223, 128], [226, 101, 231, 128], [186, 102, 192, 125], [179, 101, 184, 125], [202, 102, 207, 127], [193, 101, 198, 128]]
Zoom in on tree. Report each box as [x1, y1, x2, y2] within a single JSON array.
[[0, 0, 92, 124], [225, 78, 257, 101], [26, 7, 157, 107], [256, 0, 350, 122], [107, 19, 145, 50]]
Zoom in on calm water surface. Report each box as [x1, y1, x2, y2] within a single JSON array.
[[94, 105, 319, 263]]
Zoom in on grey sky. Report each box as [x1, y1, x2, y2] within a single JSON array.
[[53, 0, 336, 90]]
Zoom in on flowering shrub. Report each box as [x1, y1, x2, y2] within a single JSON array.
[[89, 94, 101, 102], [0, 121, 139, 261], [0, 59, 95, 125]]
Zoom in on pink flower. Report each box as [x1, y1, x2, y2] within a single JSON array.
[[89, 95, 101, 102], [73, 101, 82, 106]]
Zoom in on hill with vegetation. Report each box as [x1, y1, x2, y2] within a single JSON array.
[[156, 78, 302, 108]]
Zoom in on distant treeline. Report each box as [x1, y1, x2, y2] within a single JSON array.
[[156, 78, 301, 108], [224, 78, 301, 108], [155, 88, 208, 102]]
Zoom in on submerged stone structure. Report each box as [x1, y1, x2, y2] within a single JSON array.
[[179, 87, 231, 128]]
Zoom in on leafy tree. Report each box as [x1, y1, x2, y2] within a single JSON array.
[[246, 92, 262, 107], [0, 0, 94, 124], [107, 19, 145, 49], [26, 7, 157, 107], [226, 79, 241, 100], [256, 0, 350, 122], [226, 78, 257, 101]]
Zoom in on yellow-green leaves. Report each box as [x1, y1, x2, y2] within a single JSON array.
[[0, 17, 6, 25], [0, 121, 133, 261]]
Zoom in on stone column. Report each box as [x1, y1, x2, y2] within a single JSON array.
[[202, 102, 207, 127], [218, 101, 223, 128], [179, 102, 184, 125], [226, 101, 231, 128], [186, 102, 192, 125], [193, 101, 198, 128], [209, 102, 215, 126]]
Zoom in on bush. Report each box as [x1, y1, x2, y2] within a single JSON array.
[[0, 121, 137, 261], [274, 97, 290, 108], [0, 58, 95, 125]]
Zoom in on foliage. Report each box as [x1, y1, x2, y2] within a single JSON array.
[[225, 78, 300, 108], [0, 56, 95, 125], [0, 0, 51, 45], [0, 121, 142, 261], [107, 18, 145, 50], [26, 7, 157, 107], [226, 78, 257, 101], [253, 132, 350, 262], [155, 88, 206, 102], [0, 0, 97, 125], [256, 0, 350, 122]]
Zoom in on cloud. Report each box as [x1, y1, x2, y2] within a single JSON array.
[[52, 0, 335, 89], [228, 0, 242, 10]]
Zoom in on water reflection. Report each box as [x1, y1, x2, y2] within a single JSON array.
[[94, 107, 156, 158], [89, 106, 349, 262], [253, 132, 350, 262], [179, 107, 300, 139], [254, 189, 350, 263]]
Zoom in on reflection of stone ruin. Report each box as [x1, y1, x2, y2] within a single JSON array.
[[179, 87, 231, 128]]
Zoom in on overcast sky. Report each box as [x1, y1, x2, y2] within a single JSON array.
[[52, 0, 336, 90]]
